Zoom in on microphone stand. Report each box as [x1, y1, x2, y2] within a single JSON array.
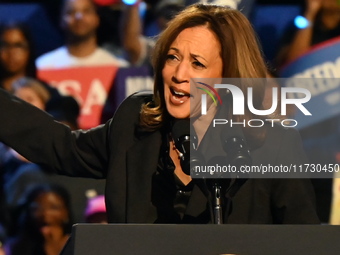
[[212, 182, 223, 224], [209, 174, 248, 224], [204, 176, 228, 225]]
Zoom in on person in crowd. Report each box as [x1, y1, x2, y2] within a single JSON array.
[[121, 0, 256, 67], [12, 77, 51, 110], [94, 0, 127, 59], [0, 22, 36, 91], [5, 184, 72, 255], [2, 77, 104, 225], [121, 0, 184, 66], [0, 78, 52, 235], [276, 0, 340, 67], [0, 22, 62, 102], [0, 4, 319, 224], [84, 194, 108, 223], [36, 0, 129, 69], [12, 78, 80, 130]]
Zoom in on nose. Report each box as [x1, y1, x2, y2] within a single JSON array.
[[172, 61, 189, 84]]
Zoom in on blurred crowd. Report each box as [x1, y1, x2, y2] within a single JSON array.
[[0, 0, 339, 254]]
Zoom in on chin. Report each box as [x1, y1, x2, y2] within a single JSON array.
[[167, 108, 190, 119], [172, 114, 190, 119]]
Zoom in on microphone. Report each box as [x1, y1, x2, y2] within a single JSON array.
[[220, 125, 250, 198], [171, 119, 204, 176], [221, 131, 252, 174], [213, 92, 252, 177]]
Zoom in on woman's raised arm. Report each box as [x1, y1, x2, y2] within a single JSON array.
[[0, 88, 110, 179]]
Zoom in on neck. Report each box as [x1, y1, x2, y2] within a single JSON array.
[[66, 36, 97, 57], [193, 103, 218, 146], [170, 139, 192, 186]]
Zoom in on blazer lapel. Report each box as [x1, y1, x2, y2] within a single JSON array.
[[126, 130, 162, 223]]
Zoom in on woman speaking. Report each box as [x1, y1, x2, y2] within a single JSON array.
[[0, 4, 319, 224]]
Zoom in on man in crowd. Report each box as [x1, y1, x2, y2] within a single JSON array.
[[36, 0, 128, 69]]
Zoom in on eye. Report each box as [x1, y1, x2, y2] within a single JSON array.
[[193, 60, 206, 69], [165, 54, 179, 65], [166, 54, 178, 61]]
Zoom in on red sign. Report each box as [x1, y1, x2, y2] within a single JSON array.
[[38, 65, 118, 129]]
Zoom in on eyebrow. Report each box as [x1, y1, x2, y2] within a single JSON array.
[[169, 47, 207, 62]]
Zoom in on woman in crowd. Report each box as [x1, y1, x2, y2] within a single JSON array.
[[5, 184, 72, 255], [0, 22, 36, 91], [0, 4, 319, 224]]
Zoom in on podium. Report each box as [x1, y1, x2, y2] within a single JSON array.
[[61, 224, 340, 255]]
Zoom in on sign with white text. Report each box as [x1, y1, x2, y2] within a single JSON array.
[[280, 37, 340, 128], [38, 65, 118, 129]]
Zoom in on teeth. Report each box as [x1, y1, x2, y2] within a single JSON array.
[[172, 88, 190, 96], [173, 90, 185, 96]]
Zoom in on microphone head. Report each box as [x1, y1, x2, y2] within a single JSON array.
[[172, 119, 190, 142], [172, 119, 203, 176], [172, 119, 198, 151], [220, 127, 252, 167], [220, 125, 244, 144]]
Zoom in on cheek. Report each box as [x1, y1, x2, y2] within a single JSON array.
[[162, 66, 171, 84], [0, 54, 8, 65], [8, 50, 29, 64], [162, 68, 171, 96], [0, 50, 11, 59], [53, 209, 68, 221], [88, 16, 99, 26], [16, 53, 29, 65]]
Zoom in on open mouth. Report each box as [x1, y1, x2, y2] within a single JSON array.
[[170, 87, 191, 105], [170, 87, 191, 104]]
